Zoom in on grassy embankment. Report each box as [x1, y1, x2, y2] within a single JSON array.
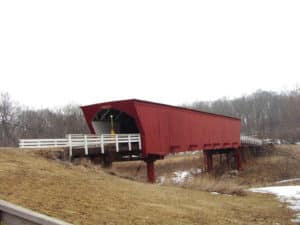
[[0, 147, 298, 225]]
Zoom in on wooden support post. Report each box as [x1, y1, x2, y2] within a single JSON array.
[[203, 151, 207, 171], [241, 147, 245, 162], [102, 152, 112, 168], [203, 151, 213, 172], [235, 148, 242, 170], [207, 152, 213, 171], [225, 152, 229, 168], [146, 159, 155, 183]]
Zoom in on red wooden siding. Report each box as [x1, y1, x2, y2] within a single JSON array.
[[81, 99, 241, 157]]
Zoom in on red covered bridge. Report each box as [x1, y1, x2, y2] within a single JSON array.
[[81, 99, 242, 182]]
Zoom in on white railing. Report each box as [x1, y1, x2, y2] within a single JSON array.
[[240, 136, 263, 146], [19, 133, 142, 157], [0, 199, 72, 225]]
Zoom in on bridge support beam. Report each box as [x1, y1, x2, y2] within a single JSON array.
[[203, 148, 242, 172], [145, 155, 164, 183], [146, 159, 155, 183], [203, 150, 213, 172], [235, 148, 242, 170]]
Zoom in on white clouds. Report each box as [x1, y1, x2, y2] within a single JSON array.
[[0, 0, 299, 107]]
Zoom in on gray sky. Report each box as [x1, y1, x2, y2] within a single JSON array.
[[0, 0, 299, 108]]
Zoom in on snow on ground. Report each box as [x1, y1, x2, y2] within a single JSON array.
[[276, 178, 300, 184], [250, 186, 300, 223], [172, 168, 202, 184], [172, 171, 191, 183], [176, 150, 201, 156], [157, 168, 202, 184]]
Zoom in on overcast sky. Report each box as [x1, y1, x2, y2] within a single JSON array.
[[0, 0, 299, 108]]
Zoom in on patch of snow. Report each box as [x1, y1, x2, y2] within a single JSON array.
[[172, 171, 191, 183], [250, 186, 300, 223], [157, 168, 202, 184], [276, 178, 300, 184], [191, 150, 201, 155], [172, 168, 203, 184], [190, 168, 202, 175], [174, 150, 201, 156], [210, 192, 232, 196]]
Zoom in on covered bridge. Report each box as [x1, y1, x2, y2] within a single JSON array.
[[81, 99, 241, 182]]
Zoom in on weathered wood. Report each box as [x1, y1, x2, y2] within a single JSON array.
[[0, 200, 72, 225]]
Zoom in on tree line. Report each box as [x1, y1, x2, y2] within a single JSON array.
[[1, 88, 300, 146], [0, 92, 89, 146], [186, 88, 300, 143]]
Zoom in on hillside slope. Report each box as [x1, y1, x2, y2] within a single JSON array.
[[0, 149, 295, 225]]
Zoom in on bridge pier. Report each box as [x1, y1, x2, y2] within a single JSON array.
[[235, 148, 242, 170], [146, 159, 155, 183], [203, 148, 242, 172], [145, 155, 163, 183], [203, 150, 213, 171]]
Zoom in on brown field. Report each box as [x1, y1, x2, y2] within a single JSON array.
[[0, 146, 299, 224]]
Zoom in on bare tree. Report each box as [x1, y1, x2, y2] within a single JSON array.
[[0, 92, 16, 146], [189, 88, 300, 143]]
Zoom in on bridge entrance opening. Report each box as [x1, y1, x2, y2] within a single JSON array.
[[92, 109, 139, 135]]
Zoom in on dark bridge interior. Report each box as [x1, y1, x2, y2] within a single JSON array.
[[92, 109, 139, 134]]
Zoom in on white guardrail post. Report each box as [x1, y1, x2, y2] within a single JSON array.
[[84, 135, 88, 155], [128, 134, 132, 151], [115, 134, 119, 152], [0, 199, 72, 225], [138, 135, 142, 150], [68, 135, 72, 158], [101, 135, 104, 154]]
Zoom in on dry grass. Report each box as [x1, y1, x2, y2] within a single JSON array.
[[181, 174, 246, 196], [109, 145, 300, 188], [236, 145, 300, 186], [106, 145, 300, 198], [0, 149, 295, 225], [109, 152, 204, 182]]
